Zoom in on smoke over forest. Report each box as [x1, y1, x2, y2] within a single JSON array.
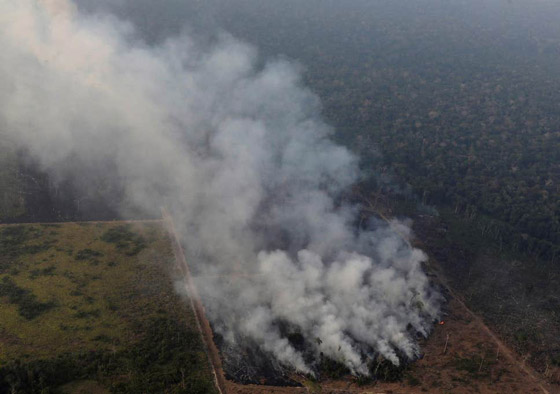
[[0, 0, 440, 375]]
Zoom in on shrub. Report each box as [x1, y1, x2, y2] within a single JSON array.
[[0, 276, 55, 319], [100, 226, 146, 256], [75, 249, 103, 261]]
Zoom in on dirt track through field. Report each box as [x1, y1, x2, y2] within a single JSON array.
[[361, 195, 553, 394], [435, 272, 552, 394], [161, 208, 227, 394]]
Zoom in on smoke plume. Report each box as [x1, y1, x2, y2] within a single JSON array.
[[0, 0, 440, 375]]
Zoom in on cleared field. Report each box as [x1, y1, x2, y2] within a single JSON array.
[[0, 220, 551, 394], [0, 221, 217, 393], [223, 294, 551, 394]]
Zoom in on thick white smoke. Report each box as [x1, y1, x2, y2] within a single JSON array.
[[0, 0, 440, 375]]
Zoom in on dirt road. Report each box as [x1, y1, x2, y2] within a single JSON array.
[[162, 208, 227, 394]]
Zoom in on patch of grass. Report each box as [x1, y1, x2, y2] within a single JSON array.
[[75, 248, 103, 261], [93, 334, 113, 343], [303, 379, 322, 393], [0, 276, 55, 319], [0, 226, 28, 257], [24, 241, 56, 255], [0, 222, 217, 393], [100, 225, 146, 256], [0, 227, 56, 275], [29, 265, 56, 279], [2, 226, 28, 241], [73, 309, 101, 319]]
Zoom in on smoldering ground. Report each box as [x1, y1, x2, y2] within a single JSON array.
[[0, 0, 440, 377]]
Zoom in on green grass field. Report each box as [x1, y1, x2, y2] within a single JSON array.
[[0, 222, 217, 394]]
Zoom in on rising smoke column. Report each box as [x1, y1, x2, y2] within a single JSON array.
[[0, 0, 440, 375]]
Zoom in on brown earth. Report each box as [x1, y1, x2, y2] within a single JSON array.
[[162, 209, 554, 393], [412, 212, 560, 390], [222, 293, 552, 393], [162, 208, 227, 394]]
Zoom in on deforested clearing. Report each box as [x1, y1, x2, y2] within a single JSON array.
[[0, 221, 217, 394]]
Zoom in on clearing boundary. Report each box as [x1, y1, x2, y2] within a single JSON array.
[[161, 208, 227, 394]]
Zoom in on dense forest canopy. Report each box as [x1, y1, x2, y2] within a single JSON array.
[[73, 0, 560, 260], [217, 0, 560, 260]]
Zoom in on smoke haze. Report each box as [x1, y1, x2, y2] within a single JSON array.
[[0, 0, 440, 375]]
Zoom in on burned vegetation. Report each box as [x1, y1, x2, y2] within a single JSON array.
[[215, 320, 418, 387]]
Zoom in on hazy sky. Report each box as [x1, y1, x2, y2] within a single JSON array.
[[75, 0, 560, 55]]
